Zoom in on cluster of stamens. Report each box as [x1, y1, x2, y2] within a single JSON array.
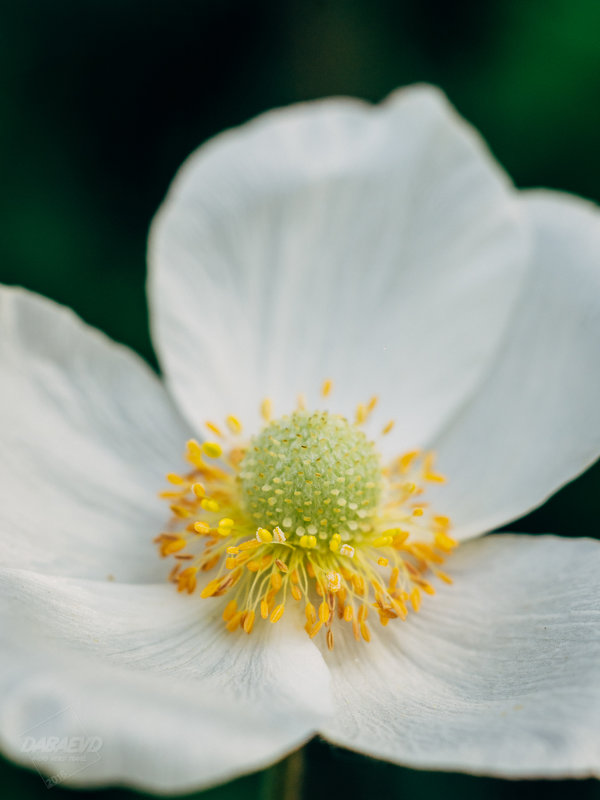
[[155, 382, 456, 649]]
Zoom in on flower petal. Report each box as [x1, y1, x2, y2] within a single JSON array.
[[149, 85, 529, 448], [432, 191, 600, 539], [0, 286, 191, 581], [320, 534, 600, 778], [0, 568, 331, 792]]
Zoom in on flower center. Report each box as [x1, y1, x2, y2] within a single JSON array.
[[239, 410, 383, 546], [155, 385, 457, 649]]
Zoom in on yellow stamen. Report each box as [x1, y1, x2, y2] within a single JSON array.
[[158, 400, 455, 645]]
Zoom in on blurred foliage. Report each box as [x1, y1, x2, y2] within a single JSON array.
[[0, 0, 599, 798]]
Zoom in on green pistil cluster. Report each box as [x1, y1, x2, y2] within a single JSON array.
[[239, 410, 383, 548]]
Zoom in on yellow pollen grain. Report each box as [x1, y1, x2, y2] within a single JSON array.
[[226, 415, 243, 435], [202, 441, 222, 459], [377, 557, 389, 567], [372, 535, 393, 547], [423, 453, 445, 483], [261, 397, 272, 422], [410, 587, 421, 612], [159, 490, 183, 499], [243, 610, 256, 634], [260, 599, 269, 619], [399, 450, 420, 473], [226, 611, 243, 632], [291, 585, 302, 601], [202, 552, 221, 569], [192, 483, 206, 499], [382, 420, 395, 435], [186, 439, 204, 467], [306, 621, 323, 639], [318, 601, 330, 623], [161, 537, 186, 556], [270, 604, 285, 623], [193, 521, 211, 535], [326, 571, 342, 592], [321, 379, 333, 397], [355, 403, 367, 424], [271, 572, 282, 591], [170, 504, 192, 519], [272, 526, 286, 543], [205, 421, 223, 438], [239, 540, 260, 551], [200, 498, 219, 512], [305, 602, 316, 624], [435, 531, 457, 551], [167, 473, 186, 485], [222, 599, 237, 621], [256, 527, 273, 543], [200, 577, 222, 598]]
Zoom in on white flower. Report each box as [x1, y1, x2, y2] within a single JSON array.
[[1, 84, 599, 794]]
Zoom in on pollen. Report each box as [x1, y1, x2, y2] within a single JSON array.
[[155, 389, 457, 648]]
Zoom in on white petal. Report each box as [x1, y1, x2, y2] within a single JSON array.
[[321, 534, 600, 778], [149, 84, 529, 449], [0, 568, 331, 792], [0, 286, 191, 581], [431, 191, 600, 539]]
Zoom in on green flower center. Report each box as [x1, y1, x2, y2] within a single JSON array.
[[238, 410, 383, 547]]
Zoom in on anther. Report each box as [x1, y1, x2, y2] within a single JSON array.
[[202, 441, 222, 459]]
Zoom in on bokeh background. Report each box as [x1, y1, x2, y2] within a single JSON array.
[[1, 0, 599, 798]]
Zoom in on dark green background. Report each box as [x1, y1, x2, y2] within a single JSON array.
[[1, 0, 599, 798]]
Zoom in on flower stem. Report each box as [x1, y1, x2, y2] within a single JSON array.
[[262, 747, 305, 800]]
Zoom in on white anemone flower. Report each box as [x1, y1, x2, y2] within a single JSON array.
[[1, 85, 600, 795]]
